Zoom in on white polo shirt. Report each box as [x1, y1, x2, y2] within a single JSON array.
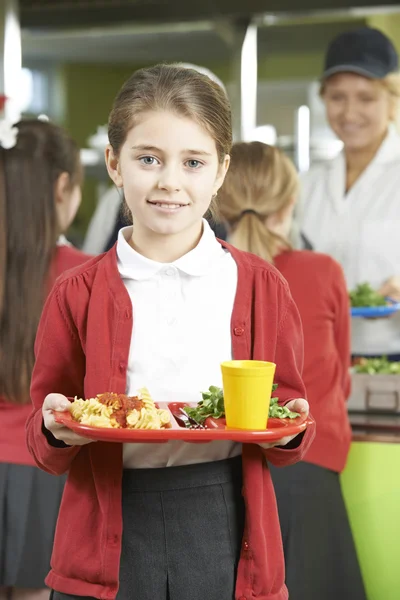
[[301, 128, 400, 356], [117, 220, 242, 468]]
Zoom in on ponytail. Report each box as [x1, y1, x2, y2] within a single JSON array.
[[218, 142, 298, 262], [228, 211, 291, 263]]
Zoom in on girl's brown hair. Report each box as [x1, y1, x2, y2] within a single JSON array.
[[108, 63, 232, 220], [0, 119, 82, 404], [218, 142, 299, 262]]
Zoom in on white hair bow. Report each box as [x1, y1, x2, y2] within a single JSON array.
[[0, 119, 18, 149]]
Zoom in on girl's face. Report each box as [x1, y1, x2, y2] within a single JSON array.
[[323, 73, 394, 151], [106, 110, 229, 241]]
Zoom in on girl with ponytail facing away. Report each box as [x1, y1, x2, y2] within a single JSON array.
[[218, 142, 366, 600]]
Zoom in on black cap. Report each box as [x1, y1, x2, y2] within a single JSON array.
[[322, 27, 398, 80]]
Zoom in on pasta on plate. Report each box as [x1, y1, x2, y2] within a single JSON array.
[[70, 388, 170, 429]]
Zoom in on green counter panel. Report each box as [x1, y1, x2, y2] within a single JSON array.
[[341, 442, 400, 600]]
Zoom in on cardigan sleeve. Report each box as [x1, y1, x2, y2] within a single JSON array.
[[26, 281, 85, 475], [263, 280, 316, 467]]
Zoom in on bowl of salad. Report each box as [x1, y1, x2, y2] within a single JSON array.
[[348, 357, 400, 412], [349, 283, 400, 318]]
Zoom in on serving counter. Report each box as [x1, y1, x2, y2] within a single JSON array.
[[341, 413, 400, 600]]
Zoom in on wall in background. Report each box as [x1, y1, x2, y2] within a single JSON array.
[[61, 63, 149, 240], [368, 13, 400, 55], [59, 13, 400, 241]]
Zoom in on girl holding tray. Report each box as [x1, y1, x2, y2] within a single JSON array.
[[218, 141, 366, 600], [0, 120, 91, 600], [26, 64, 315, 600]]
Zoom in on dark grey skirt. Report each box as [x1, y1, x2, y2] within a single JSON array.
[[0, 463, 65, 588], [269, 461, 367, 600], [52, 456, 244, 600]]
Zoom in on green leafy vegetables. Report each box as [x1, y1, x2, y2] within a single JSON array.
[[184, 384, 300, 425], [354, 356, 400, 375], [349, 283, 387, 308], [268, 396, 300, 419]]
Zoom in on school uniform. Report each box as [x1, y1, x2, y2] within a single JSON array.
[[26, 221, 315, 600], [270, 250, 366, 600], [300, 128, 400, 357], [0, 241, 92, 589]]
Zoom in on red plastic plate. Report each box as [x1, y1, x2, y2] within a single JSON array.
[[54, 401, 312, 444]]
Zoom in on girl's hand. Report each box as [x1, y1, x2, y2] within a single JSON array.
[[43, 394, 93, 446], [258, 398, 309, 450], [378, 276, 400, 302]]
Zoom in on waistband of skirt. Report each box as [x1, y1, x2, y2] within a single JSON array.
[[122, 455, 243, 492]]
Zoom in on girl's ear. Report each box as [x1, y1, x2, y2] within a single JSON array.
[[213, 154, 230, 196], [55, 172, 70, 204], [105, 145, 123, 188]]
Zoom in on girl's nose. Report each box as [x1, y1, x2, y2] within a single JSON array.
[[157, 166, 181, 193]]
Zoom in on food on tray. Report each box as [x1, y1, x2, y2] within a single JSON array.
[[354, 357, 400, 375], [183, 384, 300, 425], [70, 388, 170, 429], [268, 396, 300, 419], [349, 283, 387, 308]]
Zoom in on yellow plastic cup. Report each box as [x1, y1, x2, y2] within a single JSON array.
[[221, 360, 276, 430]]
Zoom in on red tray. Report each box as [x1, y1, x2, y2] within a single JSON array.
[[54, 401, 312, 444]]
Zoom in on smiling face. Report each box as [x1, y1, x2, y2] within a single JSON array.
[[106, 110, 230, 251], [323, 73, 395, 152]]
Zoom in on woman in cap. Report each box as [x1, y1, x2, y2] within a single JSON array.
[[301, 27, 400, 359]]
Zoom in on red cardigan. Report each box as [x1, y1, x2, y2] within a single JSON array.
[[0, 244, 91, 466], [27, 242, 315, 600], [275, 250, 351, 472]]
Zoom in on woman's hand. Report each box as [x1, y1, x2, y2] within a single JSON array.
[[378, 276, 400, 302], [258, 398, 309, 450], [43, 394, 94, 446]]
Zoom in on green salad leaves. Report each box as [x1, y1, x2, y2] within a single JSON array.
[[349, 283, 387, 308], [184, 383, 300, 425], [184, 386, 225, 424], [268, 396, 300, 419], [354, 356, 400, 375]]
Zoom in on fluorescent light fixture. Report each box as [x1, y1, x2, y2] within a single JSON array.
[[3, 0, 21, 121], [241, 23, 258, 141], [296, 105, 310, 173]]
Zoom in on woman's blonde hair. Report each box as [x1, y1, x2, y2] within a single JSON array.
[[218, 142, 299, 263], [381, 72, 400, 98]]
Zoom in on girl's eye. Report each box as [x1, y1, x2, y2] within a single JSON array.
[[139, 156, 159, 166], [186, 159, 202, 169]]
